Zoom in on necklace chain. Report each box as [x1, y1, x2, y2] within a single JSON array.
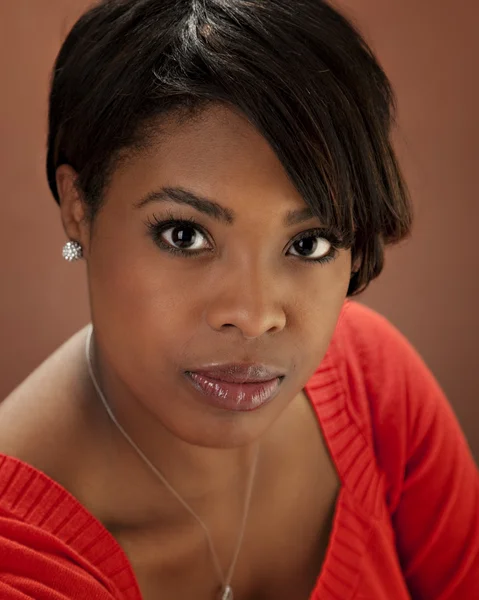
[[85, 326, 259, 599]]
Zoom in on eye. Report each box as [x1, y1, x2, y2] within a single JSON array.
[[161, 224, 209, 252], [288, 232, 334, 261], [145, 216, 212, 255]]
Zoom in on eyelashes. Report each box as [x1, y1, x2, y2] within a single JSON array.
[[288, 229, 338, 264], [145, 214, 340, 265], [145, 215, 213, 255]]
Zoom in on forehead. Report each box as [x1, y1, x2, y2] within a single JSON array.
[[108, 104, 306, 212]]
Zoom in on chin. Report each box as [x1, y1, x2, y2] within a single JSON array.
[[157, 397, 286, 449]]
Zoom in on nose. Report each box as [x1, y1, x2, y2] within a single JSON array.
[[205, 262, 287, 340]]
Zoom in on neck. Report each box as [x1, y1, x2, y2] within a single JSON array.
[[85, 328, 262, 522]]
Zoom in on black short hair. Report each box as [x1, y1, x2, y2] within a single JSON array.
[[47, 0, 412, 295]]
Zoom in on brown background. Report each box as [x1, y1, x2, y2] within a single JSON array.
[[1, 1, 478, 460]]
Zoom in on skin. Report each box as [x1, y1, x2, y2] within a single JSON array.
[[1, 104, 352, 599]]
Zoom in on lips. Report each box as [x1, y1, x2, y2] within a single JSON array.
[[184, 363, 285, 412]]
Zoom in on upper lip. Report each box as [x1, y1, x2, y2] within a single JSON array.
[[186, 363, 286, 384]]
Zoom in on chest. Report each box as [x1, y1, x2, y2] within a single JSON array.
[[115, 451, 339, 600]]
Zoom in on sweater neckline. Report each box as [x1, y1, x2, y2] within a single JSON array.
[[0, 341, 377, 600], [304, 345, 376, 599]]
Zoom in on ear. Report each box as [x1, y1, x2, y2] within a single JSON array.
[[56, 165, 90, 259]]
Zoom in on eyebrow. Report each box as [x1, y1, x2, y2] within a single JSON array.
[[284, 206, 315, 226], [135, 186, 317, 227], [135, 187, 234, 224]]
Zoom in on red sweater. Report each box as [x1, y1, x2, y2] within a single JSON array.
[[0, 302, 478, 599]]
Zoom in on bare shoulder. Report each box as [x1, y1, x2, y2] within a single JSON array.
[[0, 326, 101, 488]]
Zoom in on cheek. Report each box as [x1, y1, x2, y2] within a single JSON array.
[[87, 230, 216, 380], [291, 253, 351, 366], [86, 211, 180, 351], [89, 248, 193, 335]]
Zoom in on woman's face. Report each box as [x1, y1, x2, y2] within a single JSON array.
[[74, 105, 351, 448]]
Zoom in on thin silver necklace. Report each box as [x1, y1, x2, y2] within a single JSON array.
[[85, 326, 259, 600]]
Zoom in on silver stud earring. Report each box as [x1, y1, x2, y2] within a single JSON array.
[[62, 240, 83, 262]]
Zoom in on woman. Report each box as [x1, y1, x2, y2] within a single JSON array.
[[0, 0, 477, 598]]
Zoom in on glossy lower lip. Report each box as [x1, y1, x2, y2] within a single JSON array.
[[185, 372, 283, 412]]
